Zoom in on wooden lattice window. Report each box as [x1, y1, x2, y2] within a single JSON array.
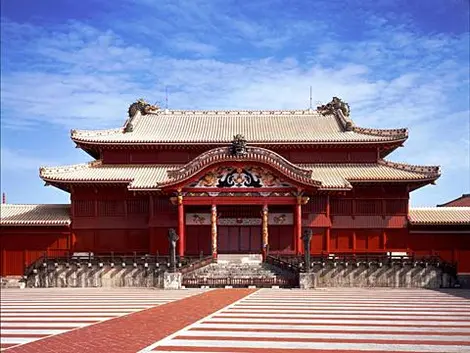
[[385, 199, 407, 214], [330, 199, 353, 215], [127, 199, 149, 215], [73, 200, 94, 217], [355, 200, 382, 215], [97, 200, 125, 216], [306, 196, 327, 213]]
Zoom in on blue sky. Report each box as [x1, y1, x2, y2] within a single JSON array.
[[1, 0, 469, 207]]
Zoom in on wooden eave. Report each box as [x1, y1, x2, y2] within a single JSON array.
[[74, 139, 406, 160]]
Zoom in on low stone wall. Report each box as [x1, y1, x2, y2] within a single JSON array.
[[457, 274, 470, 288], [1, 276, 26, 289], [26, 264, 164, 288], [301, 263, 453, 289]]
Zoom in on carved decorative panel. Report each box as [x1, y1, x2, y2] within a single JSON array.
[[188, 166, 293, 188], [186, 213, 293, 225], [268, 213, 294, 225]]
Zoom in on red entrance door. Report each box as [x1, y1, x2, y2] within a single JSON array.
[[218, 226, 261, 253]]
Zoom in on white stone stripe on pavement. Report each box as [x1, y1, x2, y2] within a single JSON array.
[[234, 302, 470, 307], [214, 312, 470, 320], [0, 317, 111, 322], [207, 317, 470, 326], [180, 329, 470, 342], [233, 304, 470, 309], [1, 329, 68, 335], [156, 339, 470, 352], [0, 322, 89, 328], [1, 308, 144, 312], [195, 322, 470, 333], [1, 337, 37, 345], [1, 312, 132, 317], [226, 309, 470, 315]]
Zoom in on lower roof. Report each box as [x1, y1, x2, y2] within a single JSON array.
[[408, 207, 470, 226], [0, 204, 71, 226], [1, 204, 468, 227], [437, 194, 470, 207], [39, 159, 439, 191]]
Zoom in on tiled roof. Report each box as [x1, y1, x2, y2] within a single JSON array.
[[408, 207, 470, 225], [0, 204, 71, 226], [301, 160, 439, 188], [437, 194, 470, 207], [40, 159, 439, 191], [71, 109, 408, 145]]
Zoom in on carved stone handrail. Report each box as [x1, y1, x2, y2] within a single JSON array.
[[164, 146, 321, 188]]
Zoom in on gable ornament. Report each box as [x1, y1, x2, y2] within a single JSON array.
[[230, 134, 248, 157]]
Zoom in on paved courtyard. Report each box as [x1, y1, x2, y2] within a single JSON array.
[[0, 288, 207, 351], [1, 288, 469, 352]]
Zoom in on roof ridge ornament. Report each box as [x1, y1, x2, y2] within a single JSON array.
[[230, 134, 248, 157], [317, 97, 350, 117], [124, 99, 160, 133], [128, 98, 160, 118]]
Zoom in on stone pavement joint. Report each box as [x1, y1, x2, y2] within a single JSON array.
[[5, 289, 256, 353]]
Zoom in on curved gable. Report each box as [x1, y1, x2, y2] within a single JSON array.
[[161, 146, 322, 190]]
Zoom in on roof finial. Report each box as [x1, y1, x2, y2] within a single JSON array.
[[165, 86, 169, 112], [309, 86, 313, 111], [2, 192, 6, 204]]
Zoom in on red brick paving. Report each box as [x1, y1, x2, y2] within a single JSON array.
[[6, 289, 256, 353]]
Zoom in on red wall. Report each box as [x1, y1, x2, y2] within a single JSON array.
[[0, 226, 70, 276], [101, 147, 379, 165], [408, 230, 470, 273]]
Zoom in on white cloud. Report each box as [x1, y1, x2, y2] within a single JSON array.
[[0, 3, 468, 205]]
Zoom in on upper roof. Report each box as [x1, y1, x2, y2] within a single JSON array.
[[71, 98, 408, 146], [437, 194, 470, 207], [408, 207, 470, 226], [39, 158, 439, 191], [0, 204, 71, 226]]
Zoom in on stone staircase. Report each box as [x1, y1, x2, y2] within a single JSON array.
[[182, 254, 298, 287]]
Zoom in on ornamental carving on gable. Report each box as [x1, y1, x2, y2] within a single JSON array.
[[189, 166, 293, 188]]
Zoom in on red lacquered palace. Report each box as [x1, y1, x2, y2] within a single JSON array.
[[1, 98, 469, 280]]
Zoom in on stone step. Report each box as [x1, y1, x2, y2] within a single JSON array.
[[217, 254, 262, 264], [184, 261, 294, 280]]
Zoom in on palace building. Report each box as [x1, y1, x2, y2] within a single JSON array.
[[1, 98, 469, 284]]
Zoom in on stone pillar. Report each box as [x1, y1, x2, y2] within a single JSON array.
[[262, 204, 269, 260], [296, 196, 303, 254], [177, 192, 185, 257], [211, 204, 218, 260]]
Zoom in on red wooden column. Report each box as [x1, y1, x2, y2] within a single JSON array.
[[177, 192, 185, 257], [352, 231, 357, 252], [382, 230, 387, 250], [261, 204, 269, 260], [325, 195, 331, 253], [211, 205, 218, 260], [296, 196, 302, 254]]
